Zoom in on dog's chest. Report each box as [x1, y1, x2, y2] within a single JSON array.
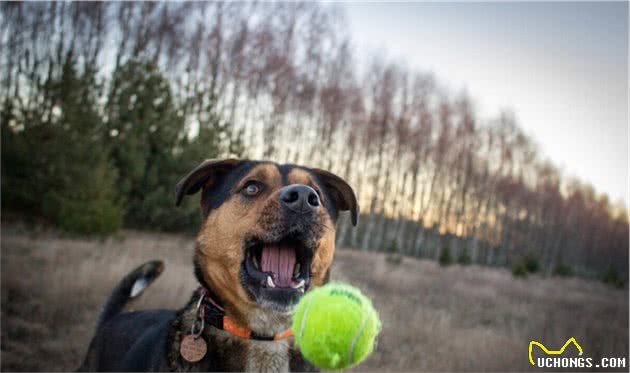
[[200, 330, 291, 372], [244, 339, 290, 372]]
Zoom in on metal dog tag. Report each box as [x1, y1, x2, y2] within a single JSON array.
[[180, 334, 207, 363]]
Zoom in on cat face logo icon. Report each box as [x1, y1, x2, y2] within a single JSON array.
[[529, 337, 583, 366]]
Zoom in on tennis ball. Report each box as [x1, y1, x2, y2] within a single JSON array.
[[292, 282, 381, 370]]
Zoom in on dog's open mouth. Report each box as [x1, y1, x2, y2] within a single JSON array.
[[241, 237, 312, 307]]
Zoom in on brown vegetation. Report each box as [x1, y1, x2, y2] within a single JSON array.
[[2, 224, 627, 372]]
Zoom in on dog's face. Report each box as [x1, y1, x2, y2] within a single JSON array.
[[175, 159, 358, 323]]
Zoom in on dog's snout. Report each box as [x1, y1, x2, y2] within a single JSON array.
[[280, 184, 320, 214]]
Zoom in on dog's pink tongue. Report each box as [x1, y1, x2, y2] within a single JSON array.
[[261, 245, 295, 287]]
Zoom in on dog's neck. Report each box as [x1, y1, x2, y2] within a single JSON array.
[[168, 289, 295, 372], [247, 304, 293, 336], [197, 285, 293, 336]]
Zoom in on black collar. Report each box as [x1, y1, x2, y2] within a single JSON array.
[[193, 287, 293, 341]]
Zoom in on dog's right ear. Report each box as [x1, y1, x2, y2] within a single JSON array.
[[175, 159, 242, 209]]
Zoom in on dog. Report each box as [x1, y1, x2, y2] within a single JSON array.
[[78, 159, 359, 372]]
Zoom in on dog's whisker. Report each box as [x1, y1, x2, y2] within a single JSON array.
[[313, 221, 334, 232]]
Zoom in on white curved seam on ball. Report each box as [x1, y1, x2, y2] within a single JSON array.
[[299, 294, 316, 340], [348, 308, 371, 366]]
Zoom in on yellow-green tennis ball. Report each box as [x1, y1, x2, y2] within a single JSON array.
[[292, 282, 381, 370]]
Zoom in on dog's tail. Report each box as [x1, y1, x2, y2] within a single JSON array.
[[96, 260, 165, 330]]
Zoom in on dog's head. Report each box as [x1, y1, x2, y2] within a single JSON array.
[[175, 159, 358, 326]]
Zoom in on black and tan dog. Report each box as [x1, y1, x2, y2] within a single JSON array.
[[79, 159, 359, 372]]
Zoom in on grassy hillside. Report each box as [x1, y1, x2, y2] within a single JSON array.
[[1, 224, 627, 371]]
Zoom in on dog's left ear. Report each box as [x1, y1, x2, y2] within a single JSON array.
[[310, 168, 360, 226], [175, 159, 242, 213]]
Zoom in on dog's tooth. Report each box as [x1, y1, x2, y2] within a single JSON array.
[[266, 275, 275, 288], [293, 263, 300, 277], [252, 257, 259, 270], [293, 279, 305, 289]]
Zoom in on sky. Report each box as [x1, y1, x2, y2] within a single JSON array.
[[344, 2, 628, 205]]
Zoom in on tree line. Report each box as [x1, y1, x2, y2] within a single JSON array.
[[1, 2, 627, 283]]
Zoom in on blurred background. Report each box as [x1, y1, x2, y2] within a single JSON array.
[[1, 2, 628, 372]]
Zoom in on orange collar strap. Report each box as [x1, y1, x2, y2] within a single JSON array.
[[223, 316, 294, 341]]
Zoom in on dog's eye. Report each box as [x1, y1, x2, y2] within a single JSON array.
[[241, 182, 262, 197]]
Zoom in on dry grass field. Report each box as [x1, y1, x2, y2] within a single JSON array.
[[1, 223, 628, 372]]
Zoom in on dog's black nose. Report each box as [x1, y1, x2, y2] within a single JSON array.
[[280, 184, 320, 214]]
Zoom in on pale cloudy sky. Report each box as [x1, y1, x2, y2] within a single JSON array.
[[344, 2, 628, 205]]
